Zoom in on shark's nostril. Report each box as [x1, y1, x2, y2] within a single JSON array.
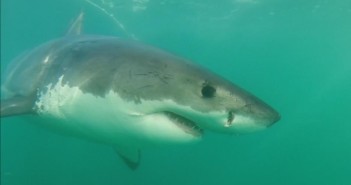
[[225, 111, 235, 127]]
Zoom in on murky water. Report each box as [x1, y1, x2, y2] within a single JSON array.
[[1, 0, 351, 184]]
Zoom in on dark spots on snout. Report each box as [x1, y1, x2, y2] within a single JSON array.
[[201, 84, 216, 98]]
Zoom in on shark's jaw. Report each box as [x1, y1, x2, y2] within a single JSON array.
[[162, 111, 203, 137]]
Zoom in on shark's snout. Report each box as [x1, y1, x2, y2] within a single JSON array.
[[219, 100, 280, 134], [250, 101, 280, 128], [260, 108, 280, 127]]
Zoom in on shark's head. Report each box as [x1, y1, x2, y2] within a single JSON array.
[[169, 67, 281, 135], [97, 42, 281, 138], [137, 61, 280, 136]]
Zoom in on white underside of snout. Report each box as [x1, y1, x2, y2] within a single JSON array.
[[229, 114, 267, 133]]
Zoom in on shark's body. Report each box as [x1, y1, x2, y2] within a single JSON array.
[[1, 14, 280, 169]]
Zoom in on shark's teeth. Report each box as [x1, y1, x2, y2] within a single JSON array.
[[163, 111, 203, 137]]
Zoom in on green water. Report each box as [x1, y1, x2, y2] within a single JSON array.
[[1, 0, 351, 184]]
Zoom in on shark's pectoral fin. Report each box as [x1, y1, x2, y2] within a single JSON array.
[[115, 147, 141, 170], [0, 95, 36, 118]]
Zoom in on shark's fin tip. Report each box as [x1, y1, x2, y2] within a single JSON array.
[[114, 147, 141, 170], [66, 11, 85, 36]]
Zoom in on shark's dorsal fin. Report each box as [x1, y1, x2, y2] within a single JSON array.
[[0, 95, 36, 118], [66, 11, 84, 36], [115, 147, 141, 170]]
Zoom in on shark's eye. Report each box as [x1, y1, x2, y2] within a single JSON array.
[[201, 85, 216, 98]]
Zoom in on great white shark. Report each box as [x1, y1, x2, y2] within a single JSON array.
[[0, 13, 280, 169]]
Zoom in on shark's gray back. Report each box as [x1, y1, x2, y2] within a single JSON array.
[[2, 35, 246, 108], [2, 36, 192, 98]]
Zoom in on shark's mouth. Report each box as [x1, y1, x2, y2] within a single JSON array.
[[162, 111, 203, 137]]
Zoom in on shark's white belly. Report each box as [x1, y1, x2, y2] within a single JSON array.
[[34, 76, 201, 148]]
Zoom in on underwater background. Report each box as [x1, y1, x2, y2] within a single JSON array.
[[1, 0, 350, 185]]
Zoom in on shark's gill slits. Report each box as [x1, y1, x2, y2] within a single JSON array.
[[163, 111, 203, 137]]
